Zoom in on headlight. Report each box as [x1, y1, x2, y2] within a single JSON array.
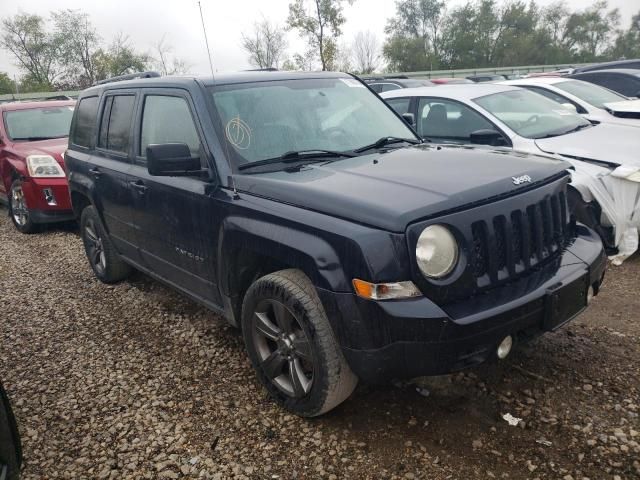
[[26, 155, 65, 178], [416, 225, 459, 278]]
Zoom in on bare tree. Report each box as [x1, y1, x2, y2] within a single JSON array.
[[352, 30, 379, 74], [154, 34, 191, 75], [241, 19, 288, 69]]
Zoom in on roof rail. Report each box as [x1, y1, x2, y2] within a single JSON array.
[[95, 71, 161, 86]]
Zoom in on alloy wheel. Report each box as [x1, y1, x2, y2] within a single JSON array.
[[251, 299, 314, 398], [10, 185, 29, 227], [84, 219, 106, 274]]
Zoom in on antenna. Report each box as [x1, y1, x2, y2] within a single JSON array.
[[198, 1, 215, 79]]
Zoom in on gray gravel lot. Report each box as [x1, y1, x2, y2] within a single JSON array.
[[0, 209, 639, 479]]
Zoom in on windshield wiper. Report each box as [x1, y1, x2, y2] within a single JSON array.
[[238, 149, 356, 171], [354, 136, 421, 153], [535, 123, 592, 140]]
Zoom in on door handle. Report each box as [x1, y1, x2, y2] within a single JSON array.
[[129, 180, 149, 195], [88, 167, 102, 178]]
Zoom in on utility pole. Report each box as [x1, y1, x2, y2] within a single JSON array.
[[198, 1, 215, 78]]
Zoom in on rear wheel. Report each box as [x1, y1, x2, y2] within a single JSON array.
[[8, 179, 38, 234], [80, 205, 132, 283], [242, 269, 358, 417]]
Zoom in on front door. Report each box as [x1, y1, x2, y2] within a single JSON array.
[[129, 90, 221, 306]]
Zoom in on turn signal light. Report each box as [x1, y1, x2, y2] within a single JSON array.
[[352, 279, 421, 300]]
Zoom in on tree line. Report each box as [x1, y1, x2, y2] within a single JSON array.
[[244, 0, 640, 74], [1, 0, 639, 94], [0, 10, 189, 94]]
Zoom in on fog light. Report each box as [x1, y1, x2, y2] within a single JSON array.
[[587, 286, 595, 304], [497, 335, 513, 360], [43, 188, 57, 206]]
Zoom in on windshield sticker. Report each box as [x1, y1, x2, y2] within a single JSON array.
[[340, 78, 366, 88], [552, 109, 573, 116], [225, 115, 251, 150]]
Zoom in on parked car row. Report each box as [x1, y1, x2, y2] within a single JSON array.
[[0, 67, 630, 420], [382, 82, 640, 263]]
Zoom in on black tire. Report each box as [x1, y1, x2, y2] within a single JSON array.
[[0, 383, 21, 480], [80, 205, 132, 283], [241, 269, 358, 417], [8, 179, 39, 234]]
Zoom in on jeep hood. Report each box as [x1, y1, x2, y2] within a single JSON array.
[[233, 144, 570, 232], [535, 123, 640, 168]]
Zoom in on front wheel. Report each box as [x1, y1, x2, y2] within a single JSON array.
[[242, 269, 358, 417], [80, 206, 132, 283], [8, 179, 38, 234]]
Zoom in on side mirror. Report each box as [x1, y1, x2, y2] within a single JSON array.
[[401, 113, 416, 127], [470, 129, 507, 147], [146, 143, 204, 177], [561, 103, 578, 113]]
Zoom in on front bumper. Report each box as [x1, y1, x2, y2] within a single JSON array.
[[21, 177, 74, 224], [318, 226, 607, 384]]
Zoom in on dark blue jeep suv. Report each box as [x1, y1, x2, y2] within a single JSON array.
[[65, 71, 606, 416]]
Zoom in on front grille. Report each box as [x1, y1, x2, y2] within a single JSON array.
[[471, 190, 570, 286]]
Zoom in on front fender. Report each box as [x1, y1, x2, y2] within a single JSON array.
[[2, 157, 28, 190], [218, 215, 351, 294]]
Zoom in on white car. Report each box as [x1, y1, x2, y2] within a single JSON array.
[[382, 84, 640, 264], [501, 77, 640, 127]]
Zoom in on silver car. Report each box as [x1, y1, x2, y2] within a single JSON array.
[[382, 84, 640, 263], [501, 77, 640, 127]]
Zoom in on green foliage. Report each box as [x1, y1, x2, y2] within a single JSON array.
[[383, 0, 630, 72], [287, 0, 354, 70], [0, 72, 15, 94], [1, 11, 150, 90]]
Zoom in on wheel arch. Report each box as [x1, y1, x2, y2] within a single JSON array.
[[218, 216, 352, 327]]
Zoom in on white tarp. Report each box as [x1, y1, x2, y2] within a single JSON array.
[[569, 161, 640, 265]]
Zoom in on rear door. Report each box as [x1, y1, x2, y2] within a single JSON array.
[[128, 88, 222, 305], [91, 91, 140, 260]]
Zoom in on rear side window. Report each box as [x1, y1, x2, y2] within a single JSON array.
[[386, 98, 411, 115], [140, 95, 201, 158], [98, 95, 135, 153], [71, 96, 99, 148]]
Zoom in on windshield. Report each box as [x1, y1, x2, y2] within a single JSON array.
[[4, 106, 74, 141], [209, 77, 416, 166], [474, 89, 591, 139], [554, 80, 627, 108]]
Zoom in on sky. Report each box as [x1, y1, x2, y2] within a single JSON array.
[[0, 0, 638, 79]]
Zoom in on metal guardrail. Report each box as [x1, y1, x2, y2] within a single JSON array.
[[363, 63, 591, 79], [0, 62, 593, 100], [0, 90, 80, 103]]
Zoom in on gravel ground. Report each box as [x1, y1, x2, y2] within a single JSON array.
[[1, 209, 639, 480]]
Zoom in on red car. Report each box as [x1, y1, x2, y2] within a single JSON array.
[[430, 77, 474, 85], [0, 100, 75, 233]]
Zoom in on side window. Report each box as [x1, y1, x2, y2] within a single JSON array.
[[417, 98, 495, 141], [140, 95, 201, 158], [98, 95, 135, 154], [380, 83, 402, 92], [70, 96, 99, 148], [369, 83, 383, 93], [386, 98, 411, 116], [524, 86, 586, 114]]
